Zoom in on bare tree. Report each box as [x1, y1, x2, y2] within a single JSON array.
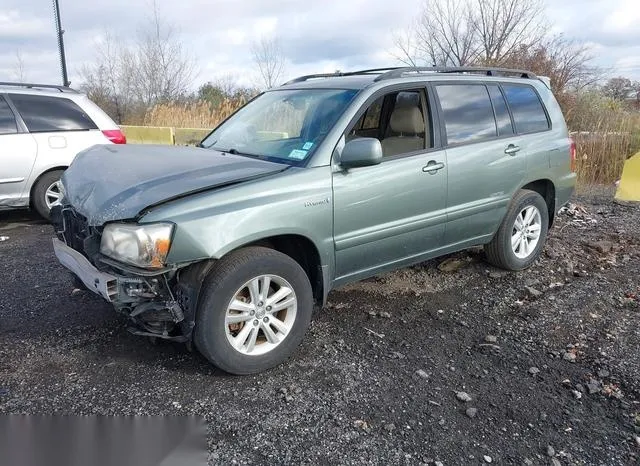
[[251, 35, 286, 89], [132, 0, 198, 106], [474, 0, 547, 64], [500, 35, 597, 93], [394, 0, 477, 66], [392, 27, 424, 67], [12, 50, 27, 82], [80, 33, 136, 123], [392, 0, 547, 67], [80, 1, 197, 122]]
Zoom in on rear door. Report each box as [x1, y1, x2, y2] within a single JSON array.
[[433, 82, 526, 246], [0, 95, 37, 207], [500, 83, 553, 179]]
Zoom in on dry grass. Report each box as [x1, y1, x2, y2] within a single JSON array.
[[144, 98, 308, 137], [564, 92, 640, 185], [144, 98, 246, 129]]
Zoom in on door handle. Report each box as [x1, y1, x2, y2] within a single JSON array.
[[504, 144, 521, 156], [422, 161, 445, 174]]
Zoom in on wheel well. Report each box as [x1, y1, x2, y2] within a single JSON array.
[[521, 180, 556, 226], [29, 166, 67, 207], [246, 235, 324, 303]]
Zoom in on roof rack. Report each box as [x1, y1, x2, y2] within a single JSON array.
[[282, 66, 537, 86], [374, 66, 537, 81], [283, 68, 402, 85], [0, 81, 78, 93]]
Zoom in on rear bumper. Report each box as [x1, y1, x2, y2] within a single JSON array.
[[52, 238, 117, 302]]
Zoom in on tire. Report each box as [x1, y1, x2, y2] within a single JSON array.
[[484, 189, 549, 271], [32, 170, 65, 220], [194, 246, 313, 375]]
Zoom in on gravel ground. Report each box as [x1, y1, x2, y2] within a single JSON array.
[[1, 193, 639, 465]]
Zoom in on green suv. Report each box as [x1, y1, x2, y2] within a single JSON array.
[[51, 67, 576, 374]]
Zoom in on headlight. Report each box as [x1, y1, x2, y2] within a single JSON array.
[[100, 223, 174, 269]]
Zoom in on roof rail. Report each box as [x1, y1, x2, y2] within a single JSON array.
[[0, 81, 78, 93], [283, 67, 402, 85], [374, 66, 537, 81]]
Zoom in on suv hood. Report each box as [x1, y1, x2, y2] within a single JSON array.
[[62, 144, 288, 225]]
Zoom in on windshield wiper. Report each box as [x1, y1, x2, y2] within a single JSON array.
[[215, 147, 261, 159]]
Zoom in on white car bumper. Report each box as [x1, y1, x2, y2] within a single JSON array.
[[52, 238, 118, 302]]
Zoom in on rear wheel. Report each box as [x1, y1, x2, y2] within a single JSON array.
[[32, 170, 65, 219], [484, 189, 549, 271], [194, 247, 313, 375]]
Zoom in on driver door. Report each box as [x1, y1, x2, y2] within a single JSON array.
[[332, 87, 447, 285]]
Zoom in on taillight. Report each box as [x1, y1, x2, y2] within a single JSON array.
[[569, 137, 577, 172], [102, 129, 127, 144]]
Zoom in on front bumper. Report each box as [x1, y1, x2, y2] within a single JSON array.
[[52, 238, 118, 302]]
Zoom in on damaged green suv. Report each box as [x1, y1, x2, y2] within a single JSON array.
[[52, 67, 576, 374]]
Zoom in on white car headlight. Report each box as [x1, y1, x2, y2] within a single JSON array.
[[100, 223, 174, 269]]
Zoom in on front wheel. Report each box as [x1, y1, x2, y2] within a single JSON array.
[[484, 189, 549, 271], [194, 247, 313, 375]]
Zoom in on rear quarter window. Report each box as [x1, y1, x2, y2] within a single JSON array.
[[501, 85, 550, 134], [8, 94, 98, 133]]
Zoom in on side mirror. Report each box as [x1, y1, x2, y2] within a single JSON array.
[[339, 138, 383, 168]]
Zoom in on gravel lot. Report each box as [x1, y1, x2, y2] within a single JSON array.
[[1, 193, 639, 465]]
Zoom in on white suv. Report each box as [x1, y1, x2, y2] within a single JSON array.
[[0, 82, 125, 218]]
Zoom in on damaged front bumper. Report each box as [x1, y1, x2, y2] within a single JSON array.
[[51, 205, 211, 344], [54, 237, 191, 341], [53, 238, 118, 301]]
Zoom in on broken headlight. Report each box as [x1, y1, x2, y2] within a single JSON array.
[[100, 223, 174, 269]]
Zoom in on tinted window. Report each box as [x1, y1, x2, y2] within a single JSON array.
[[0, 97, 18, 135], [436, 85, 497, 145], [502, 85, 549, 133], [487, 85, 514, 136], [8, 94, 97, 133]]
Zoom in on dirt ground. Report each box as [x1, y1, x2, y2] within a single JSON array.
[[1, 192, 639, 465]]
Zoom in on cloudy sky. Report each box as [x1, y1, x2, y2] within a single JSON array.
[[0, 0, 638, 89]]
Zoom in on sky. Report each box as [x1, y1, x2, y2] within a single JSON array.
[[0, 0, 638, 89]]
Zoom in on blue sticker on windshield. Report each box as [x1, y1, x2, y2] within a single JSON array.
[[288, 149, 307, 160], [302, 142, 314, 150]]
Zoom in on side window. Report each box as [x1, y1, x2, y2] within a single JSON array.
[[361, 97, 383, 130], [502, 85, 550, 133], [487, 85, 514, 136], [435, 84, 497, 145], [0, 97, 18, 135], [8, 94, 98, 133], [346, 89, 431, 157]]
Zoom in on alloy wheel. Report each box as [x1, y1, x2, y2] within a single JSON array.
[[224, 274, 298, 356], [511, 205, 542, 259], [45, 180, 63, 210]]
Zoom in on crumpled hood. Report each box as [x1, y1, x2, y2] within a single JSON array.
[[62, 144, 287, 225]]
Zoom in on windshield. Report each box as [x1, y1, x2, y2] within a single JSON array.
[[201, 89, 358, 164]]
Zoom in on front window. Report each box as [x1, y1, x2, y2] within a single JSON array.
[[201, 89, 358, 164]]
